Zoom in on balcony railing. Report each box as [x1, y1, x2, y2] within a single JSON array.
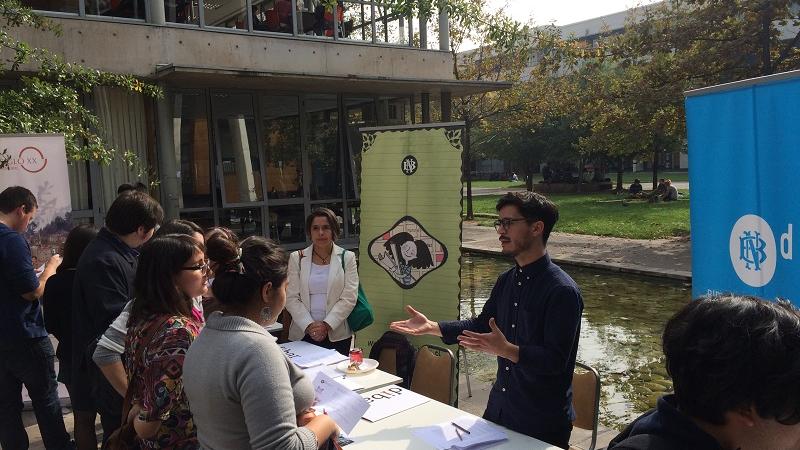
[[21, 0, 449, 50]]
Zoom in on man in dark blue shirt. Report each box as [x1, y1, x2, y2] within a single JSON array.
[[0, 186, 72, 450], [391, 191, 583, 448]]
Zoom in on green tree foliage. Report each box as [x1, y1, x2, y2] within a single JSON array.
[[0, 0, 161, 168]]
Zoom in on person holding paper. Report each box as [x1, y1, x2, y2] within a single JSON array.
[[285, 208, 358, 356], [0, 186, 71, 450], [391, 191, 583, 449], [184, 236, 339, 449]]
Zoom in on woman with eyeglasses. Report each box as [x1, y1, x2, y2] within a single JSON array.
[[184, 236, 339, 449], [285, 208, 358, 356], [123, 234, 207, 449]]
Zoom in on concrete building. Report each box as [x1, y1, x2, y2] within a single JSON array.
[[9, 0, 506, 248]]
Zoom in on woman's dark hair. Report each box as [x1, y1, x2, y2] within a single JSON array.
[[155, 219, 203, 239], [305, 208, 340, 240], [495, 191, 559, 244], [128, 234, 203, 326], [384, 232, 433, 269], [105, 191, 164, 236], [211, 236, 288, 312], [663, 294, 800, 425], [58, 224, 98, 272], [205, 227, 240, 270]]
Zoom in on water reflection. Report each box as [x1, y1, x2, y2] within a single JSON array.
[[460, 253, 691, 429]]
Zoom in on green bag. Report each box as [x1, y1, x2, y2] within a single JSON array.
[[341, 250, 374, 332]]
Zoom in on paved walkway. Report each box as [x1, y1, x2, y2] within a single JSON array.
[[463, 222, 692, 280]]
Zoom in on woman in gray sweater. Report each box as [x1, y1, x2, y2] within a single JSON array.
[[183, 236, 338, 450]]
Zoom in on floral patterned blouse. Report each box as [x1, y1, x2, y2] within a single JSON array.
[[124, 314, 201, 449]]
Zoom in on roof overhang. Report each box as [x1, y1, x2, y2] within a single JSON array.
[[151, 64, 511, 97]]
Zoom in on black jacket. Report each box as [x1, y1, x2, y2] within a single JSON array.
[[607, 395, 724, 450], [42, 269, 76, 384], [70, 228, 138, 377]]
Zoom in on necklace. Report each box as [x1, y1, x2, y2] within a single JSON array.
[[313, 247, 331, 264]]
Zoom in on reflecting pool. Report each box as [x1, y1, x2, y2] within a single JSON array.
[[460, 253, 691, 430]]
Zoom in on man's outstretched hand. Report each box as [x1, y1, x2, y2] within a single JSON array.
[[389, 305, 442, 337], [457, 318, 519, 363]]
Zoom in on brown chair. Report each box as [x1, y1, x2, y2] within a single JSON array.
[[410, 345, 455, 405], [571, 361, 601, 450], [277, 309, 292, 343]]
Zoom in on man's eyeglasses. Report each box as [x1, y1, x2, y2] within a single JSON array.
[[182, 261, 210, 274], [493, 218, 528, 232]]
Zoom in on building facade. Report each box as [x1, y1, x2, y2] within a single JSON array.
[[10, 0, 504, 248]]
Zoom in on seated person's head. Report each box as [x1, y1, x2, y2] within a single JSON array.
[[633, 178, 640, 184], [663, 294, 800, 449], [665, 179, 672, 186], [105, 191, 164, 247]]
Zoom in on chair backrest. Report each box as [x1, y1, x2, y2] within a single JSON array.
[[277, 309, 292, 343], [410, 344, 455, 405], [572, 361, 601, 450], [376, 347, 397, 375]]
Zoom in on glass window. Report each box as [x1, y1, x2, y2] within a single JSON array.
[[20, 0, 78, 13], [180, 210, 215, 230], [166, 0, 200, 24], [305, 95, 342, 201], [268, 204, 306, 244], [252, 0, 292, 33], [220, 207, 262, 239], [261, 95, 302, 200], [342, 1, 373, 42], [346, 201, 360, 238], [203, 0, 248, 29], [175, 92, 213, 208], [344, 97, 375, 199], [86, 0, 146, 19], [68, 160, 92, 211], [212, 93, 263, 205]]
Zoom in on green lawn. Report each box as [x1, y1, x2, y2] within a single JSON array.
[[468, 180, 527, 189], [469, 171, 690, 188], [467, 192, 690, 240]]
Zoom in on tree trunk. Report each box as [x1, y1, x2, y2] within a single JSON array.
[[464, 120, 474, 220], [576, 157, 583, 193], [616, 157, 624, 193], [651, 145, 659, 190]]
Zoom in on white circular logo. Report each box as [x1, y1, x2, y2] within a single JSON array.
[[729, 214, 776, 287]]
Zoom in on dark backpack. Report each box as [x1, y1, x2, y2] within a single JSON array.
[[368, 331, 416, 389]]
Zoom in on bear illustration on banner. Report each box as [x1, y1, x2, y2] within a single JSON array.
[[368, 215, 448, 289]]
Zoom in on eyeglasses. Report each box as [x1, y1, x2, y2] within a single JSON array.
[[493, 218, 528, 232], [182, 261, 210, 274]]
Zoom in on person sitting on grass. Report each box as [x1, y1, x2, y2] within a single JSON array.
[[607, 294, 800, 450], [661, 179, 679, 202], [628, 178, 642, 196]]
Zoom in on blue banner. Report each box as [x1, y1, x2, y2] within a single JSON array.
[[686, 73, 800, 305]]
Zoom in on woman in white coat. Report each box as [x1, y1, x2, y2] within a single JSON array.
[[285, 208, 358, 355]]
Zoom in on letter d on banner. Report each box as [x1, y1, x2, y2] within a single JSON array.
[[782, 224, 793, 260]]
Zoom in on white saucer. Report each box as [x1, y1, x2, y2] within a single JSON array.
[[336, 358, 379, 374]]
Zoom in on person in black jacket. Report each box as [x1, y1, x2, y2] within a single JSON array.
[[42, 224, 97, 450], [70, 191, 163, 445], [607, 294, 800, 450]]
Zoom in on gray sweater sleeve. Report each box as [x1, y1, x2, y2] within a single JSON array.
[[240, 343, 318, 450], [92, 300, 132, 366]]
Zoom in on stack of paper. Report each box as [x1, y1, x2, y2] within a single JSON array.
[[303, 365, 360, 391], [412, 415, 508, 450], [279, 341, 348, 368], [311, 372, 371, 435]]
